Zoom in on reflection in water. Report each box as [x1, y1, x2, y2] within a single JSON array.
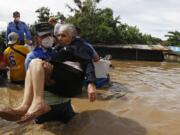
[[0, 60, 180, 135], [62, 110, 146, 135], [94, 82, 129, 101]]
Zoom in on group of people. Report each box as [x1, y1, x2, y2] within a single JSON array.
[[0, 11, 100, 124]]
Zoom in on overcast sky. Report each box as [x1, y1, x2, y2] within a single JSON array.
[[0, 0, 179, 39]]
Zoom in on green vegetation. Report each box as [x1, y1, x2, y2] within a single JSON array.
[[0, 31, 5, 42], [35, 7, 66, 23], [164, 31, 180, 46], [65, 0, 161, 45], [0, 31, 6, 52], [0, 0, 179, 46]]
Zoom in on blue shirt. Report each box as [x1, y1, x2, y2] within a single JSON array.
[[76, 37, 98, 59], [6, 21, 31, 41], [84, 42, 98, 59], [25, 47, 52, 70]]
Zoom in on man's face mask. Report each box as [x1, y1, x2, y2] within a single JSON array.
[[14, 17, 20, 22], [41, 36, 54, 48]]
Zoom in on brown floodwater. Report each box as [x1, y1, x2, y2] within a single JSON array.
[[0, 60, 180, 135]]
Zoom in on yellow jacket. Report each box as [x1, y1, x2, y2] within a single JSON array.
[[3, 44, 29, 82]]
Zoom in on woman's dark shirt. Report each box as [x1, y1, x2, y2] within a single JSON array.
[[51, 38, 96, 84]]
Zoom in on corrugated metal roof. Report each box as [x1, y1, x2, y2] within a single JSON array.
[[94, 44, 169, 51]]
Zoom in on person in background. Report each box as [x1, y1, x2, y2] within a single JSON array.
[[1, 32, 29, 84], [48, 17, 62, 37], [75, 26, 100, 62], [6, 11, 31, 45]]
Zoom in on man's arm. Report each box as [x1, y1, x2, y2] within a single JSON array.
[[80, 48, 97, 101], [87, 83, 96, 102], [24, 23, 31, 40]]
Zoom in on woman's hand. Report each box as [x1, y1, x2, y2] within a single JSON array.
[[87, 83, 96, 102]]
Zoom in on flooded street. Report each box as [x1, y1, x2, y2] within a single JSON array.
[[0, 60, 180, 135]]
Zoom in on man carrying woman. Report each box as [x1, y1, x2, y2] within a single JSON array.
[[0, 23, 96, 123]]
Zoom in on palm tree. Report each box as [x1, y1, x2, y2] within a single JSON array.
[[165, 31, 180, 46]]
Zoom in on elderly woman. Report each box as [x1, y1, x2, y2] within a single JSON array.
[[0, 24, 96, 123]]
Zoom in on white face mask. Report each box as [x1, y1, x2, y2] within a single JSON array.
[[41, 36, 54, 48]]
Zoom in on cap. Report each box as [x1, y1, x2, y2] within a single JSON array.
[[35, 22, 52, 36], [8, 32, 19, 45]]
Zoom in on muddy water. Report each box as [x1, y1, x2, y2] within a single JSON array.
[[0, 60, 180, 135]]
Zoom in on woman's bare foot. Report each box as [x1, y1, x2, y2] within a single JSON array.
[[13, 105, 29, 115], [18, 101, 51, 124]]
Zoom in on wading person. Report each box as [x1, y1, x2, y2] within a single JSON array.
[[25, 22, 75, 124], [0, 24, 96, 123], [48, 17, 62, 45], [48, 17, 62, 37], [75, 26, 100, 62], [0, 32, 29, 84], [6, 11, 31, 45]]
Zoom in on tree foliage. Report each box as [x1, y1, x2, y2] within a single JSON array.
[[65, 0, 161, 45], [0, 31, 6, 52], [55, 12, 66, 22], [0, 0, 164, 46], [35, 7, 66, 23], [165, 31, 180, 46], [35, 7, 51, 22]]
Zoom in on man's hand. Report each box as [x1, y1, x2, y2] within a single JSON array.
[[43, 61, 55, 85], [25, 40, 32, 45], [87, 83, 96, 102]]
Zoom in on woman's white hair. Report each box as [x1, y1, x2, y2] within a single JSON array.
[[58, 24, 77, 38]]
